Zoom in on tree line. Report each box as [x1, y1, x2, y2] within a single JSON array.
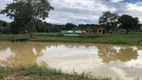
[[0, 20, 99, 34], [99, 11, 141, 34], [0, 0, 141, 36], [0, 12, 141, 34]]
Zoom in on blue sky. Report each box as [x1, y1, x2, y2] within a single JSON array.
[[124, 0, 142, 3], [0, 0, 142, 24]]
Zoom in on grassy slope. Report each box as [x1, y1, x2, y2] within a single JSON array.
[[0, 65, 111, 80], [0, 32, 142, 45]]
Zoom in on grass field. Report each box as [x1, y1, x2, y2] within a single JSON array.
[[0, 65, 111, 80], [0, 32, 142, 45]]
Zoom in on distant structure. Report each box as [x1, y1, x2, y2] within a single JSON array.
[[61, 27, 93, 36], [61, 30, 86, 34], [61, 30, 85, 36], [96, 26, 106, 34], [85, 27, 92, 34]]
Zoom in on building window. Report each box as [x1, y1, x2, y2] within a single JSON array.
[[99, 30, 101, 32]]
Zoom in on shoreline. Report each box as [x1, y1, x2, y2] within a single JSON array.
[[30, 40, 142, 46], [0, 39, 142, 46]]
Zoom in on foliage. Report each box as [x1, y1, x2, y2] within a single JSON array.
[[119, 14, 139, 34], [0, 20, 8, 27], [0, 0, 54, 38], [65, 23, 76, 30], [9, 21, 20, 34], [99, 11, 119, 32], [0, 20, 9, 34]]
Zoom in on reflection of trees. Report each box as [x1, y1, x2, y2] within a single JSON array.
[[0, 42, 47, 67], [137, 46, 142, 50], [0, 42, 95, 67], [64, 43, 91, 48], [0, 42, 9, 51], [97, 46, 138, 63]]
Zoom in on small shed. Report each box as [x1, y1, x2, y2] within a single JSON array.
[[85, 27, 92, 34], [96, 26, 106, 34]]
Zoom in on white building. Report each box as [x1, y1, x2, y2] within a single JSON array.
[[61, 30, 86, 34]]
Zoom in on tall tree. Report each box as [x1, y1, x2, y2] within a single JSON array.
[[119, 14, 139, 34], [133, 17, 140, 31], [65, 23, 76, 30], [0, 0, 54, 38], [99, 11, 119, 32], [0, 20, 8, 27]]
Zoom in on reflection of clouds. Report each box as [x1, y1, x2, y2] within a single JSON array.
[[113, 46, 121, 52], [126, 60, 142, 68], [0, 42, 142, 80], [121, 67, 142, 78], [39, 45, 142, 80], [112, 46, 139, 53], [125, 50, 142, 68], [0, 48, 14, 61], [38, 45, 142, 80], [33, 48, 37, 55], [41, 45, 98, 57], [100, 61, 142, 80], [38, 45, 101, 72], [131, 46, 138, 51], [138, 50, 142, 54], [110, 67, 132, 80]]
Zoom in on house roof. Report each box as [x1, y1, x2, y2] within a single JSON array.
[[96, 26, 105, 30], [85, 27, 92, 30]]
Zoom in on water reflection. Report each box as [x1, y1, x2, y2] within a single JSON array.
[[97, 45, 138, 63], [0, 42, 47, 66], [0, 42, 142, 80], [37, 45, 99, 70]]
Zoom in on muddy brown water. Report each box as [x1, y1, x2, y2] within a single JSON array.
[[0, 41, 142, 80]]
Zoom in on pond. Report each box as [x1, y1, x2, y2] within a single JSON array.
[[0, 41, 142, 80]]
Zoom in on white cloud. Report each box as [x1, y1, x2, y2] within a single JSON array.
[[47, 0, 117, 24], [125, 2, 142, 23], [126, 2, 142, 12], [111, 0, 124, 3], [0, 0, 142, 24]]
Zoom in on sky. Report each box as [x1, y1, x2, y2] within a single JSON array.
[[0, 0, 142, 24]]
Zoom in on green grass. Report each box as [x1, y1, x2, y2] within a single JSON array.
[[0, 34, 29, 40], [0, 65, 111, 80], [34, 32, 142, 45], [0, 32, 142, 45]]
